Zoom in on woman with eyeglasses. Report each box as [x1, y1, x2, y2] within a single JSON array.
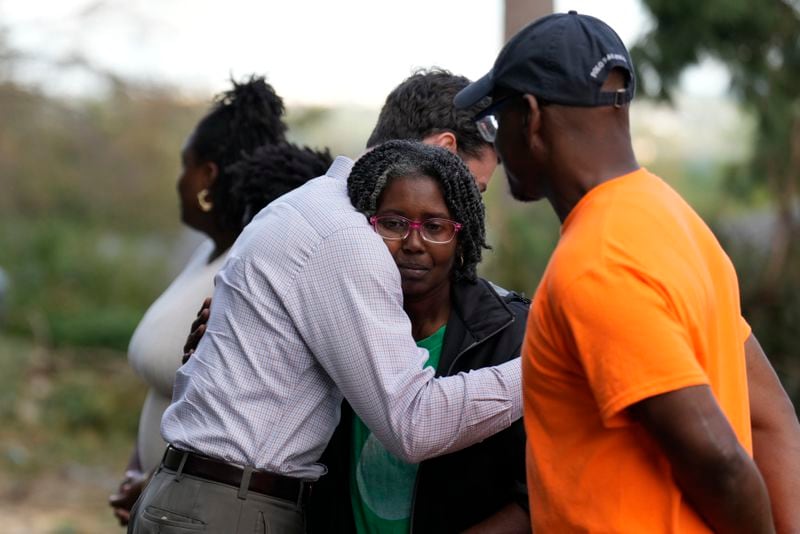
[[309, 140, 531, 533]]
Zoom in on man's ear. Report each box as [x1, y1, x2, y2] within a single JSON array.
[[421, 131, 458, 154], [521, 94, 543, 148]]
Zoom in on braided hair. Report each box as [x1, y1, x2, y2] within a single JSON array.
[[189, 75, 288, 232], [348, 140, 488, 283], [225, 142, 333, 230], [366, 68, 492, 159]]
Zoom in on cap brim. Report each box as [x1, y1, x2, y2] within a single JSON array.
[[454, 71, 494, 109]]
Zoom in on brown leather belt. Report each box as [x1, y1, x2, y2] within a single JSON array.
[[162, 447, 311, 505]]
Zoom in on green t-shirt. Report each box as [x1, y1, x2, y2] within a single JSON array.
[[350, 325, 446, 534]]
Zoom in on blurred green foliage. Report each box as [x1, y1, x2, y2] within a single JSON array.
[[0, 80, 204, 349], [0, 336, 27, 421], [479, 191, 559, 298], [0, 334, 144, 474], [0, 83, 199, 229], [0, 218, 176, 350], [632, 0, 800, 405]]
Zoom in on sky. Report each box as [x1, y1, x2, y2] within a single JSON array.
[[1, 0, 729, 106]]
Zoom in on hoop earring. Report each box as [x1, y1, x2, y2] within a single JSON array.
[[197, 189, 213, 212]]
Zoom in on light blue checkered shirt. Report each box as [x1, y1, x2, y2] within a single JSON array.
[[161, 156, 522, 479]]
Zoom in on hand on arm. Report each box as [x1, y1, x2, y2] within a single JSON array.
[[108, 446, 149, 526], [746, 333, 800, 533], [629, 385, 775, 534], [182, 297, 211, 364]]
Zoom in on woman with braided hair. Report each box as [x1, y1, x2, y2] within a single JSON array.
[[311, 140, 531, 533], [109, 75, 331, 525]]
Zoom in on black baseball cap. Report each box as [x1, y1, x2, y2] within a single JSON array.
[[455, 11, 635, 109]]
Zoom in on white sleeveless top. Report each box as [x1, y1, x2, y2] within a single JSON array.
[[128, 239, 229, 471]]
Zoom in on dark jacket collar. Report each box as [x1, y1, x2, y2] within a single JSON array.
[[437, 278, 516, 376]]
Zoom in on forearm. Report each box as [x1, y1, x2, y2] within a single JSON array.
[[753, 421, 800, 534], [461, 502, 530, 534], [339, 358, 522, 463], [671, 448, 774, 534], [294, 231, 522, 463], [631, 385, 775, 534], [746, 333, 800, 533]]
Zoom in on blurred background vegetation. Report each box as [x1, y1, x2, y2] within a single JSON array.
[[1, 1, 798, 532]]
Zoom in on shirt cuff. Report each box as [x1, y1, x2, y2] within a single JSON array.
[[498, 358, 523, 421]]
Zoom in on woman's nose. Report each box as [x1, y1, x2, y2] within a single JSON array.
[[402, 227, 426, 252]]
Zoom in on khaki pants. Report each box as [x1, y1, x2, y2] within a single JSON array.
[[128, 466, 305, 534]]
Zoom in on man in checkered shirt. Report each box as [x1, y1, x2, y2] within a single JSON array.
[[128, 70, 520, 534]]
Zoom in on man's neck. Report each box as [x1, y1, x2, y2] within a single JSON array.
[[548, 141, 639, 222]]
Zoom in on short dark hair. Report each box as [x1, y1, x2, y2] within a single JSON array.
[[224, 142, 333, 231], [189, 75, 289, 232], [348, 140, 488, 283], [366, 68, 492, 159]]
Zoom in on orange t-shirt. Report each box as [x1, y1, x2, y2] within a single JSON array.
[[523, 168, 752, 533]]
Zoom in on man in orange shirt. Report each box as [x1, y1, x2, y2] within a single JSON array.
[[456, 11, 800, 534]]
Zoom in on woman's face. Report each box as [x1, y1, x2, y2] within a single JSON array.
[[375, 175, 458, 301], [176, 132, 214, 232]]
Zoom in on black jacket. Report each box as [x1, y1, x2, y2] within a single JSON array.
[[308, 278, 530, 533]]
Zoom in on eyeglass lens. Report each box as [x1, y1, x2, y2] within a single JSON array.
[[476, 115, 498, 143], [374, 216, 458, 243]]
